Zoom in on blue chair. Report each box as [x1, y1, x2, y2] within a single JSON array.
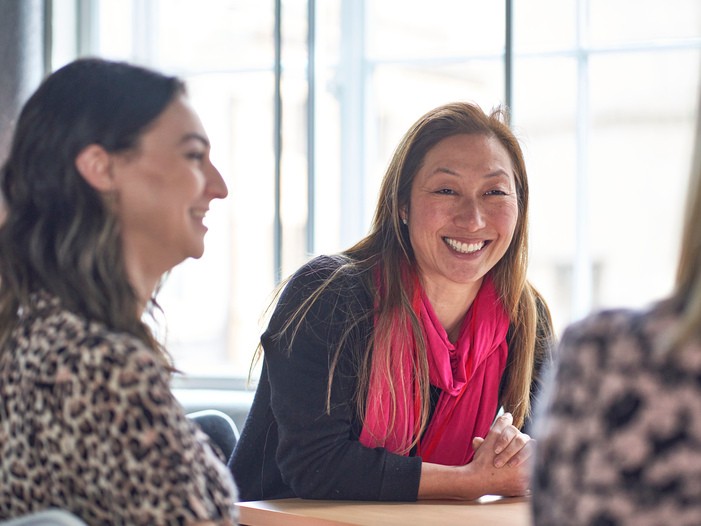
[[0, 510, 87, 525], [188, 408, 240, 461]]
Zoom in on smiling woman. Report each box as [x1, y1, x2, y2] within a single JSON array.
[[89, 94, 228, 297], [404, 133, 519, 340], [231, 101, 555, 504], [0, 58, 237, 524]]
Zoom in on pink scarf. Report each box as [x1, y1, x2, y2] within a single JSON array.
[[359, 274, 510, 465]]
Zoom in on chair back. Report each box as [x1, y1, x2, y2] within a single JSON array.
[[0, 510, 88, 526]]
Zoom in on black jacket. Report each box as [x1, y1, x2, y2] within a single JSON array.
[[230, 255, 551, 502]]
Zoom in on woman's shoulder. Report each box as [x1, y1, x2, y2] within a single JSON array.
[[535, 304, 701, 524], [17, 291, 162, 386], [290, 254, 356, 281], [562, 307, 642, 341], [557, 307, 643, 358], [557, 304, 699, 373], [284, 254, 369, 299], [7, 294, 238, 524], [268, 254, 373, 337]]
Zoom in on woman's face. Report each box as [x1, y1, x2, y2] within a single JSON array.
[[405, 133, 518, 299], [109, 94, 228, 278]]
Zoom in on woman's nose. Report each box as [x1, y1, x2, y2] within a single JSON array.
[[205, 162, 228, 200], [455, 198, 485, 230]]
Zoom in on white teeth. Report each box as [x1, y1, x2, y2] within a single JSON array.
[[444, 237, 485, 254], [191, 210, 206, 219]]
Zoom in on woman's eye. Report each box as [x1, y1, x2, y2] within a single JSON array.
[[485, 189, 508, 196], [435, 188, 455, 195], [186, 152, 205, 162]]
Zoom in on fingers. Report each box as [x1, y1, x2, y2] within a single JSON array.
[[478, 412, 512, 450], [486, 412, 535, 468], [492, 412, 514, 444], [472, 436, 485, 451], [493, 431, 534, 468], [493, 413, 517, 454]]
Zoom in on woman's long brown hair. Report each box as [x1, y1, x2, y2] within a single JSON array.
[[268, 102, 554, 442]]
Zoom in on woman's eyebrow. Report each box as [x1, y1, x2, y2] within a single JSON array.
[[180, 132, 210, 147], [431, 166, 460, 177], [430, 166, 511, 179], [484, 169, 511, 179]]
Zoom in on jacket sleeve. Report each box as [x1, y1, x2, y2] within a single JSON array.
[[263, 256, 422, 501]]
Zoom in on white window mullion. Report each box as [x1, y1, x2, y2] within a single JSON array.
[[572, 0, 593, 320]]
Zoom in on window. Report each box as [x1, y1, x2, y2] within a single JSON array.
[[51, 0, 701, 381], [513, 0, 701, 329]]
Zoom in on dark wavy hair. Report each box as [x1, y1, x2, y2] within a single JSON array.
[[0, 57, 185, 361]]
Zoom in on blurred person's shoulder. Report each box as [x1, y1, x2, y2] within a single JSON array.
[[560, 302, 701, 374], [560, 307, 643, 346]]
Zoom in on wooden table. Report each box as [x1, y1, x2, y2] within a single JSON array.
[[237, 495, 531, 526]]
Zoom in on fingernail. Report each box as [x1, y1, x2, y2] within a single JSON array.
[[494, 459, 504, 468]]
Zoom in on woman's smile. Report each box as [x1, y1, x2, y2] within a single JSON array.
[[443, 237, 488, 255]]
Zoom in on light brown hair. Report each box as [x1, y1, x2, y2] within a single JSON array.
[[668, 95, 701, 347], [274, 101, 554, 442]]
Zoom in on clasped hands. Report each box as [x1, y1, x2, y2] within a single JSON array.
[[468, 412, 533, 497], [418, 411, 533, 500]]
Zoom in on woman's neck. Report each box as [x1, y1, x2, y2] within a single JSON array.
[[125, 260, 161, 316], [421, 278, 484, 342]]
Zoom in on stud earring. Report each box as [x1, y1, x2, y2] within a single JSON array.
[[402, 217, 408, 225]]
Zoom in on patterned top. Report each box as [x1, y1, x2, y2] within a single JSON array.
[[532, 306, 701, 526], [0, 292, 238, 525]]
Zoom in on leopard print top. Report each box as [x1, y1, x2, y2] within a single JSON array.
[[0, 292, 238, 525], [532, 306, 701, 526]]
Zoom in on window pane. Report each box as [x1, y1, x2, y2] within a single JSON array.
[[280, 0, 311, 277], [514, 6, 701, 331], [164, 71, 277, 376], [94, 0, 134, 58], [90, 0, 276, 378], [514, 0, 577, 53], [155, 0, 274, 71], [313, 66, 343, 254], [367, 0, 504, 59], [512, 57, 578, 333], [588, 50, 701, 308], [589, 0, 701, 46]]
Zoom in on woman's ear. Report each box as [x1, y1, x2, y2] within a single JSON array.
[[400, 205, 409, 225], [75, 144, 113, 192]]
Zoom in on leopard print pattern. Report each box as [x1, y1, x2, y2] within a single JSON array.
[[0, 292, 238, 525], [532, 307, 701, 526]]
